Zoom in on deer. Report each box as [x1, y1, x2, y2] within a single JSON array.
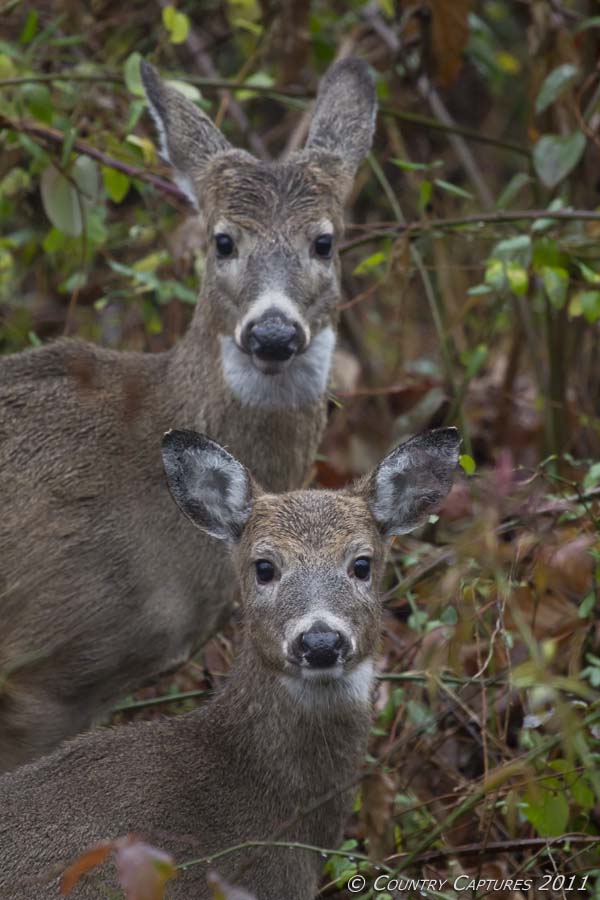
[[0, 58, 377, 771], [0, 426, 460, 900]]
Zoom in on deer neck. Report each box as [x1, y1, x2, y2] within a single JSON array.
[[164, 289, 333, 490]]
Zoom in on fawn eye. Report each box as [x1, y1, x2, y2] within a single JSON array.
[[255, 559, 276, 584], [352, 557, 371, 580], [313, 234, 333, 259], [215, 233, 235, 258]]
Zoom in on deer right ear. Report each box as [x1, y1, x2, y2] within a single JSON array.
[[362, 428, 461, 538], [305, 58, 377, 180], [141, 61, 232, 208], [161, 430, 253, 544]]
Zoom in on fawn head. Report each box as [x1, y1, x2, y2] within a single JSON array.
[[162, 428, 460, 701], [141, 59, 377, 405]]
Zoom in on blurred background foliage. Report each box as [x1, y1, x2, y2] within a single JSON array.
[[2, 1, 600, 897]]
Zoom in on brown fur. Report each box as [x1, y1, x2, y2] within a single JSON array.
[[0, 428, 460, 900], [0, 59, 377, 771]]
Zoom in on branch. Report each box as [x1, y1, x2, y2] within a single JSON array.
[[340, 207, 600, 252], [0, 113, 189, 206], [0, 73, 530, 156]]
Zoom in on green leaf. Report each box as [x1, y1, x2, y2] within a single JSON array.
[[531, 197, 565, 232], [535, 64, 580, 114], [575, 15, 600, 32], [235, 71, 275, 102], [580, 290, 600, 323], [523, 787, 569, 837], [391, 158, 429, 172], [533, 132, 586, 189], [434, 179, 473, 200], [460, 454, 476, 475], [542, 265, 569, 309], [577, 261, 600, 284], [484, 258, 506, 291], [124, 52, 144, 97], [419, 180, 432, 211], [101, 167, 130, 203], [162, 6, 190, 44], [495, 172, 531, 210], [165, 79, 202, 102], [21, 83, 53, 124], [19, 10, 38, 44], [40, 156, 100, 237], [584, 461, 600, 491], [494, 234, 532, 266], [578, 592, 596, 619]]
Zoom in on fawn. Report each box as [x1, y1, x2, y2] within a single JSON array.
[[0, 426, 460, 900], [0, 58, 377, 770]]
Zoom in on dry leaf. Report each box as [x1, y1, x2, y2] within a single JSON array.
[[115, 838, 177, 900], [207, 870, 258, 900], [60, 841, 112, 894], [429, 0, 474, 85]]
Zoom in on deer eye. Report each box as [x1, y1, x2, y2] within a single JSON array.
[[313, 234, 333, 259], [255, 559, 276, 584], [215, 233, 235, 258], [352, 557, 371, 580]]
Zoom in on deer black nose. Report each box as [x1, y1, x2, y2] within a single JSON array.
[[243, 315, 302, 362], [294, 620, 349, 669]]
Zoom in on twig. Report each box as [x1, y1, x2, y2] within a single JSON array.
[[417, 74, 495, 209], [388, 833, 600, 867]]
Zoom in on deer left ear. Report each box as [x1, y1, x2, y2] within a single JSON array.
[[361, 428, 461, 538], [161, 430, 254, 545]]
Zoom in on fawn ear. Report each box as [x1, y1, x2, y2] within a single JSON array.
[[141, 61, 232, 208], [162, 430, 254, 544], [305, 58, 377, 182], [362, 428, 461, 538]]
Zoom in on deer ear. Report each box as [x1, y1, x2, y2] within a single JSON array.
[[161, 430, 254, 544], [141, 61, 232, 208], [305, 58, 377, 180], [362, 428, 461, 538]]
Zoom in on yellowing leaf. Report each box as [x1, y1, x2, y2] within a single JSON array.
[[162, 6, 190, 44], [126, 135, 157, 165]]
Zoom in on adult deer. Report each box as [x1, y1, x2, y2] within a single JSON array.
[[0, 427, 460, 900], [0, 58, 377, 771]]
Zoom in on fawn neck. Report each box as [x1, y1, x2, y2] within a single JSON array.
[[213, 641, 374, 798], [165, 291, 330, 490]]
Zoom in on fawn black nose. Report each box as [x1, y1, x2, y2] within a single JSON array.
[[293, 620, 350, 669], [242, 313, 303, 363]]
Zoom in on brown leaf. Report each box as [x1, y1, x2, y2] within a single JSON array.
[[429, 0, 473, 86], [60, 841, 113, 894]]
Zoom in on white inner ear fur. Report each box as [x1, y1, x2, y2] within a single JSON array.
[[234, 290, 311, 347], [145, 97, 199, 209], [219, 326, 335, 411], [370, 451, 412, 526], [185, 446, 249, 531]]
